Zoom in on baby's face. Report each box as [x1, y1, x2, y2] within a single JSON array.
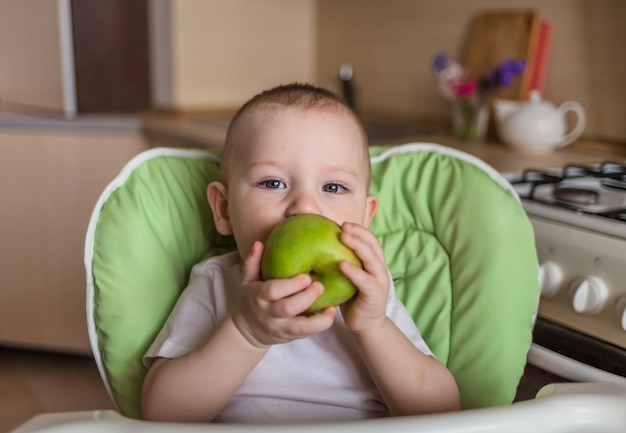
[[224, 107, 377, 259]]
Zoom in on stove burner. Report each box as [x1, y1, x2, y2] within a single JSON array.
[[509, 161, 626, 223], [601, 177, 626, 191], [552, 185, 599, 206]]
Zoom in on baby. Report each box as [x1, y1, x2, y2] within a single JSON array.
[[141, 83, 460, 423]]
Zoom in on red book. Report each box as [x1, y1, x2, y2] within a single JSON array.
[[527, 20, 553, 96]]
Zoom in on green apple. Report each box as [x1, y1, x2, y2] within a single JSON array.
[[260, 214, 362, 313]]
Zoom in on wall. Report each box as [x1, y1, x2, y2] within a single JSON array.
[[150, 0, 317, 110], [317, 0, 626, 142], [0, 0, 75, 115]]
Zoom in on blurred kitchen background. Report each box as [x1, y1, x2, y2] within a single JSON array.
[[1, 0, 625, 431], [1, 0, 625, 141]]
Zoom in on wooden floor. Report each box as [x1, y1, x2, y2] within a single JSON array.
[[0, 347, 115, 433]]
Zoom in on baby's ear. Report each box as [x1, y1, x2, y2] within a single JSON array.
[[363, 194, 379, 228], [207, 181, 233, 235]]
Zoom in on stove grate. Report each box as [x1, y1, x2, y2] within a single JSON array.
[[510, 161, 626, 222]]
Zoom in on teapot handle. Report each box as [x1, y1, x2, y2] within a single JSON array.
[[555, 101, 586, 148]]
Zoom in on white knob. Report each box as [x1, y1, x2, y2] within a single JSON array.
[[571, 276, 609, 314], [617, 297, 626, 332], [538, 261, 563, 297]]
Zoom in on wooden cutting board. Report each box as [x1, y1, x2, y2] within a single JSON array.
[[463, 10, 540, 101]]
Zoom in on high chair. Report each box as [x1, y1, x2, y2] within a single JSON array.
[[11, 143, 626, 433]]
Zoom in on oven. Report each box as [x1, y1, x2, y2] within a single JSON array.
[[506, 161, 626, 400]]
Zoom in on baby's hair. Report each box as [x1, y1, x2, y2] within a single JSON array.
[[220, 82, 367, 180]]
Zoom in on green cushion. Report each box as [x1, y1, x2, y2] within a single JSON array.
[[85, 143, 539, 419], [368, 144, 539, 409], [85, 148, 236, 419]]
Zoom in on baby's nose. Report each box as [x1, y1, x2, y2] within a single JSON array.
[[286, 191, 320, 217]]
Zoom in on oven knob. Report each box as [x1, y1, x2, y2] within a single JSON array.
[[538, 261, 563, 297], [571, 276, 609, 314], [617, 297, 626, 332]]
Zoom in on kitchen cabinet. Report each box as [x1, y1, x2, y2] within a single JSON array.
[[0, 0, 151, 116], [0, 124, 149, 354]]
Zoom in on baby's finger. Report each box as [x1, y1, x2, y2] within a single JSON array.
[[241, 241, 264, 285], [258, 273, 311, 302], [269, 281, 324, 318], [340, 223, 387, 274], [339, 259, 381, 294], [282, 306, 335, 337]]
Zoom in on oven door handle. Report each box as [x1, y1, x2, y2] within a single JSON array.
[[528, 343, 626, 385]]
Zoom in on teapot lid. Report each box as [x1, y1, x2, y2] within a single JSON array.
[[529, 89, 542, 103]]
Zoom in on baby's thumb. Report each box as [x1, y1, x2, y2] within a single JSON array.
[[242, 241, 264, 284]]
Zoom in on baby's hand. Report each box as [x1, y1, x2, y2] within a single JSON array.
[[338, 222, 390, 333], [231, 241, 335, 348]]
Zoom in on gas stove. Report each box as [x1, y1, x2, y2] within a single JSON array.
[[506, 161, 626, 383], [511, 162, 626, 238]]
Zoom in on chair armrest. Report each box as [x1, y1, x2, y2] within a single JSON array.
[[11, 383, 626, 433]]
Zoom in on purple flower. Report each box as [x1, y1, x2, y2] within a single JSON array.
[[480, 59, 527, 92], [505, 59, 527, 75], [432, 52, 450, 73]]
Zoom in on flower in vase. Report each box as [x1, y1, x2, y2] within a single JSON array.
[[432, 52, 526, 140], [432, 52, 526, 102]]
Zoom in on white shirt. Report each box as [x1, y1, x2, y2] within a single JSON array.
[[144, 252, 432, 423]]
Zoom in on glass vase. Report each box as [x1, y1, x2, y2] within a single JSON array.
[[451, 98, 488, 141]]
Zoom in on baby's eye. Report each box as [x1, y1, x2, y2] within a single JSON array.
[[323, 183, 347, 193], [261, 179, 285, 189]]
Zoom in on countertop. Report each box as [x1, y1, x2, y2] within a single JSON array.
[[401, 134, 626, 173], [2, 107, 624, 173], [0, 109, 142, 132]]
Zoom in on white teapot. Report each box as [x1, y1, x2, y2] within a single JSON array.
[[493, 90, 586, 155]]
